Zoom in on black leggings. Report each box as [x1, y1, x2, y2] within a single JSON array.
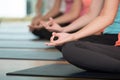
[[61, 34, 120, 73], [56, 34, 118, 51]]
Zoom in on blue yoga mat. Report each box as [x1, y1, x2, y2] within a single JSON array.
[[0, 33, 38, 41], [0, 41, 52, 49], [0, 49, 63, 61]]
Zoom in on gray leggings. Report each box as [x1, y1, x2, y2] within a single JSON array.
[[62, 41, 120, 73]]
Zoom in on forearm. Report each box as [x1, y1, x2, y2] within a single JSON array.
[[41, 0, 62, 21], [35, 0, 42, 16], [54, 12, 80, 24], [73, 16, 114, 40], [61, 0, 104, 32], [62, 13, 97, 32], [41, 9, 60, 21], [72, 0, 119, 40], [36, 7, 42, 16], [54, 0, 81, 25]]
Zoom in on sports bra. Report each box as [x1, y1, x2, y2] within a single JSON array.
[[103, 5, 120, 46], [104, 6, 120, 34]]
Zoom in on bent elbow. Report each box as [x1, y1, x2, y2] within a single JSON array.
[[74, 13, 80, 20], [107, 17, 115, 25], [102, 15, 115, 26]]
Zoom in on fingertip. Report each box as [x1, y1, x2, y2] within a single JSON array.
[[49, 17, 53, 20], [45, 43, 49, 46], [52, 32, 56, 35], [49, 17, 54, 23], [45, 43, 53, 46], [28, 25, 31, 27]]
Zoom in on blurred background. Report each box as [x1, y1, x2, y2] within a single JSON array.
[[0, 0, 65, 39], [0, 0, 65, 21]]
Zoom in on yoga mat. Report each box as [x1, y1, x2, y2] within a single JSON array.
[[7, 64, 120, 79], [0, 22, 37, 40], [0, 41, 51, 49], [0, 34, 38, 40], [0, 49, 63, 61]]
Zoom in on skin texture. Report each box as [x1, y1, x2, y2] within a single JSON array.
[[35, 0, 42, 17], [43, 0, 104, 33], [44, 0, 120, 46], [29, 0, 81, 31]]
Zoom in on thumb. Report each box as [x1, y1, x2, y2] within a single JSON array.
[[49, 17, 56, 24], [49, 17, 54, 21], [40, 21, 48, 28], [52, 32, 57, 36], [52, 32, 59, 41]]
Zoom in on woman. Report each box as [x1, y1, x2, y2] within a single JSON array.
[[42, 0, 103, 51], [46, 0, 120, 73], [29, 0, 91, 40], [42, 0, 103, 34]]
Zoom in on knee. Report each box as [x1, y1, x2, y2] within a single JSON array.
[[62, 41, 76, 60], [62, 41, 86, 55], [62, 41, 89, 61]]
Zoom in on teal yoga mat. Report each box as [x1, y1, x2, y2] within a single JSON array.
[[0, 34, 38, 40], [0, 49, 63, 61], [7, 64, 120, 79], [0, 41, 51, 49]]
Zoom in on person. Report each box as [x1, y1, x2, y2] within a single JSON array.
[[29, 0, 91, 40], [41, 0, 104, 35], [34, 0, 43, 20], [45, 0, 120, 73], [41, 0, 103, 50], [34, 0, 55, 18], [29, 0, 55, 31]]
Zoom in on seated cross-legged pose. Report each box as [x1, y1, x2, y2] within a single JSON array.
[[45, 0, 120, 73], [41, 0, 103, 50], [29, 0, 91, 40]]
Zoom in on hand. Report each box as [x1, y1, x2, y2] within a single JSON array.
[[32, 15, 41, 26], [41, 18, 63, 32], [29, 17, 43, 31], [46, 32, 75, 46], [28, 23, 43, 31]]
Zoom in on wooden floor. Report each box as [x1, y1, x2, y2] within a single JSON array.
[[0, 22, 102, 80]]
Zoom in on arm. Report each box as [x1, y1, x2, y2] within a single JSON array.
[[31, 0, 43, 25], [29, 0, 43, 31], [46, 0, 119, 46], [41, 0, 62, 21], [62, 0, 104, 32], [35, 0, 43, 17], [73, 0, 119, 40], [53, 0, 82, 24]]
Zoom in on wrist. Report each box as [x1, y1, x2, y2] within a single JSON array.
[[41, 16, 49, 21], [72, 33, 80, 41], [60, 27, 65, 32], [61, 26, 69, 32]]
